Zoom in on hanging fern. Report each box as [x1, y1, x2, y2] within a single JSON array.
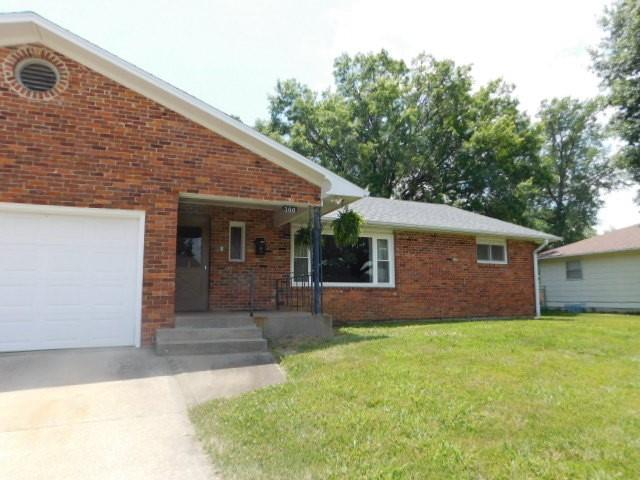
[[294, 225, 313, 249], [332, 207, 364, 247]]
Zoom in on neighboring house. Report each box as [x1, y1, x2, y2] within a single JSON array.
[[539, 225, 640, 312], [0, 13, 557, 354]]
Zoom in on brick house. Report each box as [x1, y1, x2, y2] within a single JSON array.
[[0, 14, 557, 353]]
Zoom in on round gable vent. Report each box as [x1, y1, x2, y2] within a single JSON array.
[[16, 60, 59, 92]]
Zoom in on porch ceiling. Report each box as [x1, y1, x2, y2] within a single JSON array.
[[178, 193, 349, 226]]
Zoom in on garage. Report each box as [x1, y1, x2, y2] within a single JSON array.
[[0, 204, 145, 352]]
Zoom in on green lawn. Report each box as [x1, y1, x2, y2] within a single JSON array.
[[191, 314, 640, 479]]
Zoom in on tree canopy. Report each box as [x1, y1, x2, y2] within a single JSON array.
[[534, 98, 619, 243], [592, 0, 640, 186], [257, 50, 620, 244]]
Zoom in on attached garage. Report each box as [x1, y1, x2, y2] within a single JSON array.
[[0, 204, 145, 352]]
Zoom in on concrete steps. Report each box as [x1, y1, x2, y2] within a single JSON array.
[[175, 313, 256, 329], [156, 337, 268, 356], [156, 312, 269, 357], [156, 326, 263, 343]]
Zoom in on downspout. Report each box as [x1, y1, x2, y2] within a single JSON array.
[[533, 240, 549, 318]]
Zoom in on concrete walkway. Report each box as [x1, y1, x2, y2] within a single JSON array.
[[0, 348, 286, 480]]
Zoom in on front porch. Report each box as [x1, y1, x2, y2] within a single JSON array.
[[175, 195, 324, 316], [159, 195, 330, 357]]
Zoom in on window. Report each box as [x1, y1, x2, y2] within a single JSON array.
[[476, 237, 508, 264], [176, 226, 203, 267], [322, 235, 373, 283], [293, 239, 309, 279], [292, 227, 394, 287], [229, 222, 245, 261], [566, 260, 582, 280]]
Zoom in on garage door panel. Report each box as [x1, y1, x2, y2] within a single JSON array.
[[86, 285, 128, 306], [0, 206, 144, 352], [41, 305, 84, 321], [0, 285, 38, 306], [0, 246, 39, 273], [0, 213, 42, 242], [85, 217, 139, 247], [91, 249, 130, 274], [45, 246, 87, 272], [43, 216, 89, 245], [0, 322, 31, 344]]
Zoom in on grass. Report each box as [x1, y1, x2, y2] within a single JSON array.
[[191, 314, 640, 479]]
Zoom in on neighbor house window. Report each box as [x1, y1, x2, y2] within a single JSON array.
[[292, 227, 394, 287], [476, 237, 508, 264], [566, 260, 582, 280], [229, 222, 245, 261]]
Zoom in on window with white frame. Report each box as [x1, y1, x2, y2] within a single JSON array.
[[292, 227, 394, 286], [229, 221, 245, 261], [476, 237, 507, 264], [565, 260, 582, 280], [293, 238, 309, 279]]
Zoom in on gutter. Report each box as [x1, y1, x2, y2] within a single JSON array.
[[533, 240, 549, 318]]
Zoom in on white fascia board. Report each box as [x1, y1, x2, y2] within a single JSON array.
[[539, 247, 640, 261], [0, 13, 367, 200]]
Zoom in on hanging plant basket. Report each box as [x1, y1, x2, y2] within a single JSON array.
[[294, 225, 313, 249], [332, 207, 364, 248]]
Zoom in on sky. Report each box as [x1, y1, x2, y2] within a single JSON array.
[[1, 0, 639, 232]]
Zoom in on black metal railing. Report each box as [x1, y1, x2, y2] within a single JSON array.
[[275, 273, 319, 313], [215, 270, 319, 315]]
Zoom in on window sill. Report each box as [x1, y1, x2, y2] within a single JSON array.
[[292, 283, 396, 289], [477, 260, 508, 265], [323, 283, 396, 289]]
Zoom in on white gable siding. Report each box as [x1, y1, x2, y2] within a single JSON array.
[[539, 251, 640, 311]]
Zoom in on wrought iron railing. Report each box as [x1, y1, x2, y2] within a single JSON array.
[[275, 273, 320, 313], [214, 270, 319, 315]]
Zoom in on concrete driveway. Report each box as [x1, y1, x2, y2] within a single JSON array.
[[0, 348, 285, 480]]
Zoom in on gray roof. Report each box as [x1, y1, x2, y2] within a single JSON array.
[[324, 197, 559, 242], [540, 224, 640, 259]]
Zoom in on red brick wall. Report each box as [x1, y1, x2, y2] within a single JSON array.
[[0, 44, 320, 343], [178, 203, 291, 311], [323, 232, 537, 322]]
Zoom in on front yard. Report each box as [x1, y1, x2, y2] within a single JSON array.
[[191, 314, 640, 479]]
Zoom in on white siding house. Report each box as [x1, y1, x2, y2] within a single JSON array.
[[539, 224, 640, 312], [540, 251, 640, 311]]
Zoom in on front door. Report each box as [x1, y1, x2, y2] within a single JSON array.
[[175, 215, 210, 312]]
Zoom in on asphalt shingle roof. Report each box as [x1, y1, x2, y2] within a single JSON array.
[[540, 224, 640, 259], [324, 197, 559, 242]]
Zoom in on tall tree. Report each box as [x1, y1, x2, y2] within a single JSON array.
[[592, 0, 640, 187], [534, 98, 618, 243], [257, 51, 542, 225]]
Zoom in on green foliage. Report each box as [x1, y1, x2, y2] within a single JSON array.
[[293, 225, 312, 249], [192, 314, 640, 479], [331, 207, 364, 247], [592, 0, 640, 186], [257, 51, 618, 240], [256, 51, 543, 227], [534, 97, 620, 243]]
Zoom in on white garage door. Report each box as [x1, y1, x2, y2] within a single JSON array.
[[0, 204, 145, 352]]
